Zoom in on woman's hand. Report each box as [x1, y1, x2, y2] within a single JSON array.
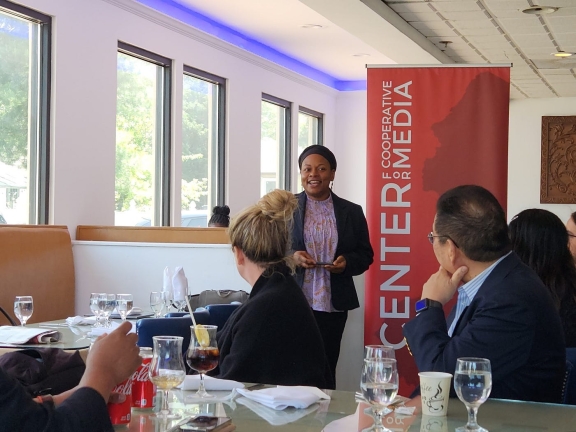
[[325, 255, 346, 274], [294, 251, 316, 269]]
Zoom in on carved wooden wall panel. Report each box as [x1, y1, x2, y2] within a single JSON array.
[[541, 116, 576, 204]]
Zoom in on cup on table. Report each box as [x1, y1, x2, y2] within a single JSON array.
[[418, 372, 452, 416]]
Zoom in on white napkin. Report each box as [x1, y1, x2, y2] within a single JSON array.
[[235, 386, 330, 410], [237, 396, 319, 425], [179, 375, 245, 391], [172, 266, 188, 302], [163, 266, 173, 299], [66, 316, 97, 326], [0, 326, 61, 344]]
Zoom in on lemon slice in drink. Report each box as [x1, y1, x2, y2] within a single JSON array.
[[194, 324, 210, 348]]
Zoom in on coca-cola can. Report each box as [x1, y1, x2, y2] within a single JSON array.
[[131, 347, 155, 409], [107, 376, 133, 425]]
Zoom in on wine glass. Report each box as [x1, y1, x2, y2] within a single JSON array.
[[454, 357, 492, 432], [186, 325, 219, 398], [360, 358, 399, 432], [364, 345, 395, 360], [14, 296, 33, 326], [89, 293, 105, 327], [116, 294, 134, 321], [150, 291, 166, 318], [149, 336, 186, 419], [98, 293, 116, 328]]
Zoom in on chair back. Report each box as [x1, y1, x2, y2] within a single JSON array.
[[563, 348, 576, 405], [205, 303, 241, 329], [136, 310, 211, 355]]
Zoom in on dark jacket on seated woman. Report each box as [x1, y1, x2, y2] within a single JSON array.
[[215, 264, 333, 389]]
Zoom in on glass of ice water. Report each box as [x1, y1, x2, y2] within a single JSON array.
[[98, 293, 116, 328], [454, 357, 492, 432], [116, 294, 134, 321], [14, 296, 33, 326], [150, 291, 166, 318], [360, 358, 398, 431]]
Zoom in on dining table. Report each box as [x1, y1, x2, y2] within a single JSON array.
[[121, 387, 576, 432]]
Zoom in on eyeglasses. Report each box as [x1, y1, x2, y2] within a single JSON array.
[[428, 232, 459, 248]]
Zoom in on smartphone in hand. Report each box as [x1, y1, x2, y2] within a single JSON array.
[[315, 262, 333, 266], [169, 416, 232, 431]]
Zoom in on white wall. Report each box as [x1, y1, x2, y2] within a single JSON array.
[[508, 97, 576, 223]]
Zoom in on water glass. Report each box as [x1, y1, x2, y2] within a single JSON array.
[[149, 336, 186, 419], [89, 292, 105, 327], [454, 357, 492, 432], [360, 358, 398, 432], [116, 294, 134, 321], [150, 291, 166, 318], [98, 293, 116, 328], [364, 345, 395, 360], [14, 296, 33, 326]]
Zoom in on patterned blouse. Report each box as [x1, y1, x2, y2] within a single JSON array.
[[302, 195, 339, 312]]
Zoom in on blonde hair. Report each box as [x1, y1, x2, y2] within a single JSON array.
[[228, 189, 298, 272]]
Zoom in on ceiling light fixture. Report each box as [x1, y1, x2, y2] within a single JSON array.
[[552, 51, 574, 57], [521, 6, 559, 14], [353, 53, 370, 57], [300, 24, 324, 29]]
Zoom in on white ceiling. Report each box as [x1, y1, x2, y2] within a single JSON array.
[[161, 0, 576, 98]]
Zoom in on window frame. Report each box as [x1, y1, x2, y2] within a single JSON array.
[[116, 42, 172, 226], [261, 93, 292, 191], [298, 105, 324, 147], [0, 0, 52, 224], [182, 65, 227, 210]]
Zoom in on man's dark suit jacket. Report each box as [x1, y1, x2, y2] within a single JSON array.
[[403, 252, 566, 403], [292, 191, 374, 311]]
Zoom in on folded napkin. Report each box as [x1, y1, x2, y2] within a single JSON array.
[[236, 396, 318, 425], [163, 266, 173, 298], [0, 326, 61, 344], [172, 266, 188, 301], [179, 375, 245, 391], [235, 386, 330, 410], [66, 316, 97, 326]]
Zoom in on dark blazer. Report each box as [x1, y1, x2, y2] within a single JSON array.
[[403, 253, 566, 403], [0, 368, 113, 431], [292, 191, 374, 311], [215, 264, 333, 388]]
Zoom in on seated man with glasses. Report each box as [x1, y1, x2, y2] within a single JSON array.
[[403, 185, 565, 403]]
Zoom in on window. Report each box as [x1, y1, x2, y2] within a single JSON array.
[[115, 43, 171, 226], [297, 107, 323, 192], [181, 66, 226, 227], [0, 1, 51, 224], [261, 94, 291, 197]]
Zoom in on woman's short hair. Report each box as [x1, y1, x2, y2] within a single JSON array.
[[208, 205, 230, 227], [228, 190, 298, 272], [510, 208, 576, 309], [435, 185, 510, 262]]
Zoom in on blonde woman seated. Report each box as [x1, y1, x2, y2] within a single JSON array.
[[214, 189, 333, 389]]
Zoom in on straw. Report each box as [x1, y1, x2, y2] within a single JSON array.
[[185, 296, 198, 327]]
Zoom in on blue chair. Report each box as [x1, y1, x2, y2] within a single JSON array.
[[563, 348, 576, 405], [164, 312, 191, 318], [136, 310, 211, 355], [205, 303, 240, 329]]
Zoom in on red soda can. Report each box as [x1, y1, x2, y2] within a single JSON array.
[[131, 347, 155, 409], [107, 376, 133, 425]]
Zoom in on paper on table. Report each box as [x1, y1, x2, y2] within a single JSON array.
[[0, 326, 61, 344], [179, 375, 245, 391], [236, 396, 319, 426], [235, 386, 330, 410]]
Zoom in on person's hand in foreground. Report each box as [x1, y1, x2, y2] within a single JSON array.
[[79, 321, 141, 403]]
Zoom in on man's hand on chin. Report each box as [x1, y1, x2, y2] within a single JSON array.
[[421, 265, 469, 305]]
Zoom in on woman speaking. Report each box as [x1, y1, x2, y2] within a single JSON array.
[[292, 145, 374, 385]]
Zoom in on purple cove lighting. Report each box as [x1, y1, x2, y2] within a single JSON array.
[[136, 0, 366, 91]]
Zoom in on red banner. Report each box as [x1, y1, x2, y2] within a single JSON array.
[[365, 65, 510, 395]]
